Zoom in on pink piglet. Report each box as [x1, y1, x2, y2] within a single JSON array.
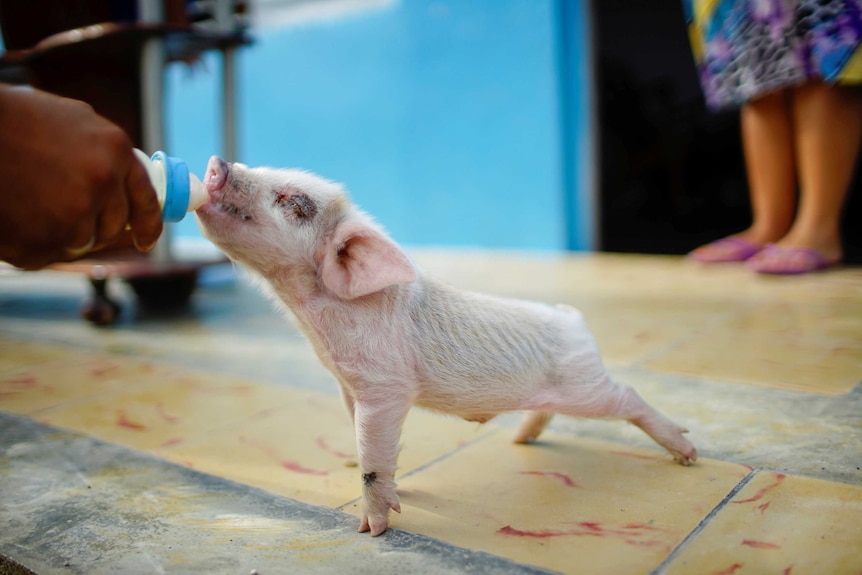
[[195, 156, 697, 537]]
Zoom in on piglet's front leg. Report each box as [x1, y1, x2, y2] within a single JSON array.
[[353, 397, 411, 536]]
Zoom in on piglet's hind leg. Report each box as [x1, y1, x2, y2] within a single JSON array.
[[609, 384, 697, 465], [513, 411, 554, 444], [621, 385, 697, 465], [546, 379, 697, 465]]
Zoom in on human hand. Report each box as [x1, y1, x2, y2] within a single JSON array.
[[0, 85, 163, 269]]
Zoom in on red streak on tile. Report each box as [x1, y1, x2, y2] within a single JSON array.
[[497, 525, 594, 539], [623, 523, 662, 531], [90, 364, 119, 377], [711, 563, 744, 575], [742, 539, 780, 550], [733, 473, 786, 504], [519, 470, 580, 487], [4, 373, 37, 386], [281, 460, 329, 475], [116, 411, 147, 431], [316, 435, 353, 459], [500, 521, 666, 547], [757, 501, 771, 514], [573, 521, 665, 538], [156, 403, 180, 424], [240, 436, 328, 476], [609, 450, 660, 461], [498, 522, 606, 539], [159, 437, 184, 448], [783, 565, 794, 575], [579, 521, 602, 532]]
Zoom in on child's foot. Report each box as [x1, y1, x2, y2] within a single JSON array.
[[688, 236, 764, 263], [746, 244, 841, 274], [746, 229, 843, 275]]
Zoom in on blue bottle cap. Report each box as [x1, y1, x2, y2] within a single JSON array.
[[151, 151, 190, 223]]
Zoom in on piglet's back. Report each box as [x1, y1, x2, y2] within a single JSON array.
[[407, 278, 570, 389]]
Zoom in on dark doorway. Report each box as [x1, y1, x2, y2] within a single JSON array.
[[593, 0, 862, 264]]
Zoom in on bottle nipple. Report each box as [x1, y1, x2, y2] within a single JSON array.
[[187, 173, 208, 211], [134, 149, 208, 223]]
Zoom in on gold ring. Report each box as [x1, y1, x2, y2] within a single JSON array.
[[64, 235, 96, 257]]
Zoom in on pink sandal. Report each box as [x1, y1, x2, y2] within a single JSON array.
[[746, 244, 841, 275], [689, 237, 763, 263]]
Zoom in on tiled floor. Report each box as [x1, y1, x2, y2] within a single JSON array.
[[1, 251, 861, 574]]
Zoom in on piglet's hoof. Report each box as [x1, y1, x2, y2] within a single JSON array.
[[671, 442, 698, 466], [359, 495, 401, 537], [661, 427, 697, 466], [359, 514, 389, 537]]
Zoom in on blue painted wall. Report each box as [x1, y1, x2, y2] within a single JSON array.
[[163, 0, 591, 250]]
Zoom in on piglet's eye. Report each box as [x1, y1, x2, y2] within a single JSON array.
[[274, 191, 317, 221]]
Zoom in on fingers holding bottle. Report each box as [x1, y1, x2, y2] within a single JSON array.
[[124, 151, 163, 253]]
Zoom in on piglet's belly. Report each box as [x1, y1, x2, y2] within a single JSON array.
[[413, 373, 551, 417]]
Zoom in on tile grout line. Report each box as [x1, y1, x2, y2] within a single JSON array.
[[398, 426, 501, 481], [336, 426, 502, 511], [649, 468, 758, 575]]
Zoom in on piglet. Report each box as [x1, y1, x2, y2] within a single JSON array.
[[195, 156, 697, 537]]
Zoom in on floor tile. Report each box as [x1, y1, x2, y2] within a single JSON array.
[[644, 303, 862, 395], [0, 337, 81, 373], [156, 388, 360, 507], [0, 351, 174, 414], [358, 430, 750, 574], [575, 297, 727, 367], [32, 369, 298, 451], [664, 471, 862, 575], [1, 412, 544, 575], [158, 389, 494, 508], [2, 253, 861, 575]]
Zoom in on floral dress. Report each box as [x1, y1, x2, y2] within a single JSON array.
[[684, 0, 862, 110]]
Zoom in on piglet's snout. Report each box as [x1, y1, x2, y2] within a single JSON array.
[[204, 155, 229, 194]]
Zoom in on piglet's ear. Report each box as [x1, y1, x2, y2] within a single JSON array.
[[320, 221, 416, 300]]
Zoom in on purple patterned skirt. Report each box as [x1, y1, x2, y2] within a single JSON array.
[[684, 0, 862, 110]]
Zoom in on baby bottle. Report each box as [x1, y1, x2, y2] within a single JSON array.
[[133, 149, 209, 222]]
